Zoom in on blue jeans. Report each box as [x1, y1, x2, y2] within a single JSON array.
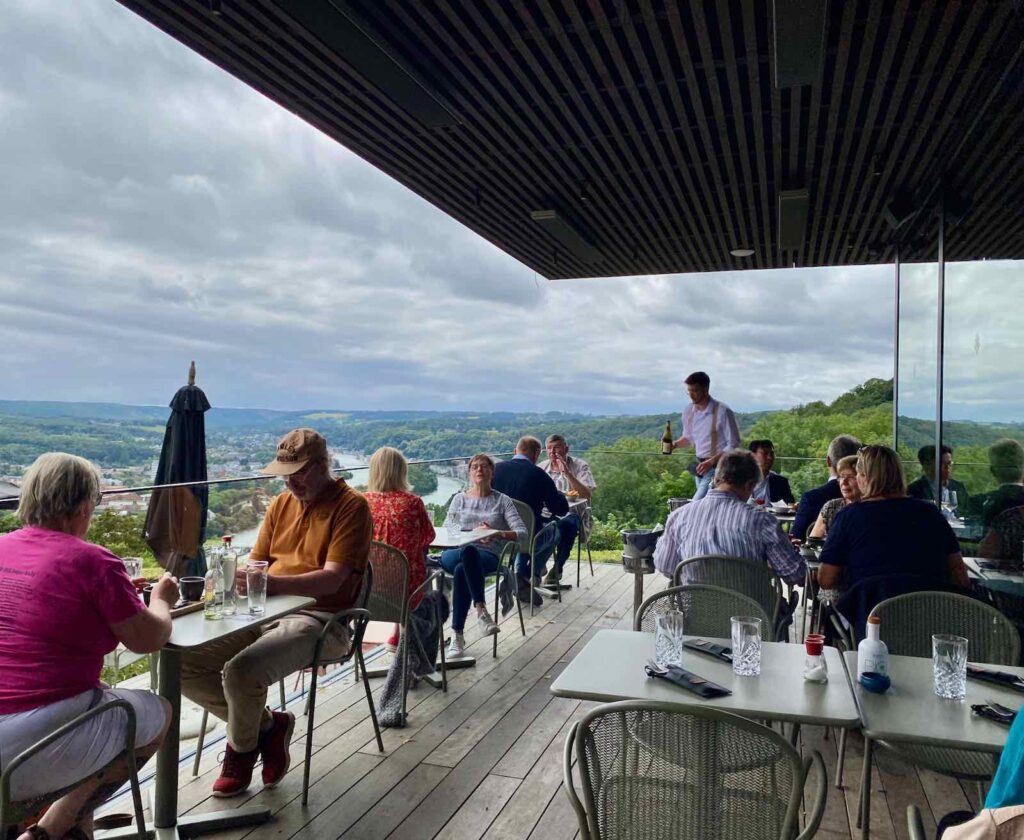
[[440, 545, 500, 632], [516, 522, 560, 581], [553, 513, 582, 573], [692, 468, 715, 500]]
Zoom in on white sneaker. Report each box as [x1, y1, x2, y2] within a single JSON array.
[[477, 610, 500, 636], [447, 633, 466, 657]]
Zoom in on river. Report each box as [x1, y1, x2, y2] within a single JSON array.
[[232, 450, 463, 548]]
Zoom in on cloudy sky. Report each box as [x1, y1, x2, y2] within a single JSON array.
[[1, 1, 1016, 420]]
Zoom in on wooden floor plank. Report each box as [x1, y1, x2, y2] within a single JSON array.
[[431, 775, 522, 840], [340, 763, 452, 840]]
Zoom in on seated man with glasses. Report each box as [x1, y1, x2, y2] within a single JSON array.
[[906, 444, 969, 512], [537, 434, 596, 587], [180, 428, 371, 798]]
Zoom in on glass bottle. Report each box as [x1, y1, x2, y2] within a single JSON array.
[[204, 549, 223, 620], [804, 635, 828, 682], [220, 535, 237, 616], [661, 420, 674, 455]]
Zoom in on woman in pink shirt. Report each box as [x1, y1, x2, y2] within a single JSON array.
[[0, 453, 179, 840]]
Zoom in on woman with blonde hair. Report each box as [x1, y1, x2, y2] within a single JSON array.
[[364, 446, 436, 650], [817, 444, 969, 594], [0, 453, 178, 840]]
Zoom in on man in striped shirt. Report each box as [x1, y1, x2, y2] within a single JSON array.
[[653, 448, 806, 584]]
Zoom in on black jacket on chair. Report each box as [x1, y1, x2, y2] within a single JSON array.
[[492, 457, 568, 529]]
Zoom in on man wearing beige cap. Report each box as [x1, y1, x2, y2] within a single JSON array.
[[180, 428, 372, 798]]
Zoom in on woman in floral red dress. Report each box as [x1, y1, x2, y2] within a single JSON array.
[[365, 446, 436, 649]]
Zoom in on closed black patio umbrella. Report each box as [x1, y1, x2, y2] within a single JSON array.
[[144, 362, 210, 577]]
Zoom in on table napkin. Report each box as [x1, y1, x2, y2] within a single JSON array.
[[645, 662, 732, 698], [683, 638, 733, 663]]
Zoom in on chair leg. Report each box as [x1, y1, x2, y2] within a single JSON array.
[[493, 580, 499, 659], [358, 647, 384, 753], [516, 584, 526, 636], [857, 737, 873, 836], [586, 543, 593, 576], [192, 709, 208, 777], [835, 728, 847, 789], [279, 678, 286, 710], [436, 594, 447, 692], [302, 658, 321, 806], [127, 736, 147, 840], [576, 535, 581, 588]]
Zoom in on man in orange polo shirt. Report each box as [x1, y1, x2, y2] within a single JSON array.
[[180, 428, 371, 798]]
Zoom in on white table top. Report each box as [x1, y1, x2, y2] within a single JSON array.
[[965, 556, 1024, 586], [842, 651, 1024, 752], [430, 525, 501, 549], [167, 594, 316, 650], [550, 629, 860, 727]]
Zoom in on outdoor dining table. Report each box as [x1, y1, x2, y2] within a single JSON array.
[[104, 594, 316, 839], [842, 651, 1024, 839], [535, 495, 589, 599], [550, 629, 860, 730]]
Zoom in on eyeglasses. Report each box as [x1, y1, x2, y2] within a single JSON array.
[[92, 492, 104, 506]]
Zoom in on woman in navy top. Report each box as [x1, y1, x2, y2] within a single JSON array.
[[818, 445, 969, 592]]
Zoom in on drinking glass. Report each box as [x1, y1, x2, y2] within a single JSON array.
[[445, 511, 461, 540], [122, 557, 143, 579], [246, 560, 269, 615], [731, 616, 762, 676], [947, 490, 958, 518], [933, 634, 968, 700], [654, 610, 686, 668]]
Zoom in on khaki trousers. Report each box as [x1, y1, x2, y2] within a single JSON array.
[[180, 611, 351, 751]]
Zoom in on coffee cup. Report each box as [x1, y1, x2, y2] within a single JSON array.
[[179, 576, 205, 602], [142, 585, 153, 606]]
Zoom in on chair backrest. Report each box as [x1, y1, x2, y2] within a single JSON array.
[[635, 584, 776, 641], [566, 700, 804, 840], [366, 541, 410, 624], [672, 554, 782, 624], [510, 498, 536, 553], [870, 591, 1021, 664], [834, 573, 939, 645]]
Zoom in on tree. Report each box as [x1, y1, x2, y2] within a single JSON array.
[[0, 511, 19, 534], [87, 511, 154, 562], [408, 464, 438, 496]]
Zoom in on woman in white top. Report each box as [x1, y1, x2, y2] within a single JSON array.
[[442, 454, 527, 656]]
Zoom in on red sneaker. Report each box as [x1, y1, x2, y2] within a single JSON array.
[[212, 743, 258, 798], [384, 631, 400, 652], [259, 710, 295, 788]]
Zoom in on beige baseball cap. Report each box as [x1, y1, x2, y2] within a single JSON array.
[[263, 428, 328, 476]]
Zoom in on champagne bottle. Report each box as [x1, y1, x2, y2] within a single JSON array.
[[661, 420, 673, 455]]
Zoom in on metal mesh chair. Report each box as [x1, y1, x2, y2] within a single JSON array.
[[301, 564, 378, 804], [634, 584, 776, 641], [672, 555, 786, 638], [364, 541, 447, 724], [854, 591, 1019, 834], [511, 499, 563, 615], [562, 700, 826, 840], [1, 699, 147, 839]]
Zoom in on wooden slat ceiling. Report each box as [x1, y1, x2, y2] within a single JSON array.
[[116, 0, 1024, 279]]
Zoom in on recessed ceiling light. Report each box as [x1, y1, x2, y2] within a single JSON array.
[[730, 248, 755, 257]]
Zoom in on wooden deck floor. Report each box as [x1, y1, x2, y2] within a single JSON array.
[[116, 563, 986, 839]]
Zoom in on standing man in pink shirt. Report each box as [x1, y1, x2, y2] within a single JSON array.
[[670, 371, 741, 501]]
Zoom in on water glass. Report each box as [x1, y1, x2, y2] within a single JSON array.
[[446, 511, 461, 540], [654, 610, 686, 668], [246, 560, 269, 615], [122, 557, 143, 579], [731, 616, 762, 677], [933, 634, 968, 700]]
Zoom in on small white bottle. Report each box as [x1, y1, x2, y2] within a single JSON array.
[[857, 615, 889, 677]]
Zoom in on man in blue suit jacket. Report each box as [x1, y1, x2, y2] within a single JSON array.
[[492, 437, 568, 601], [791, 434, 862, 540]]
